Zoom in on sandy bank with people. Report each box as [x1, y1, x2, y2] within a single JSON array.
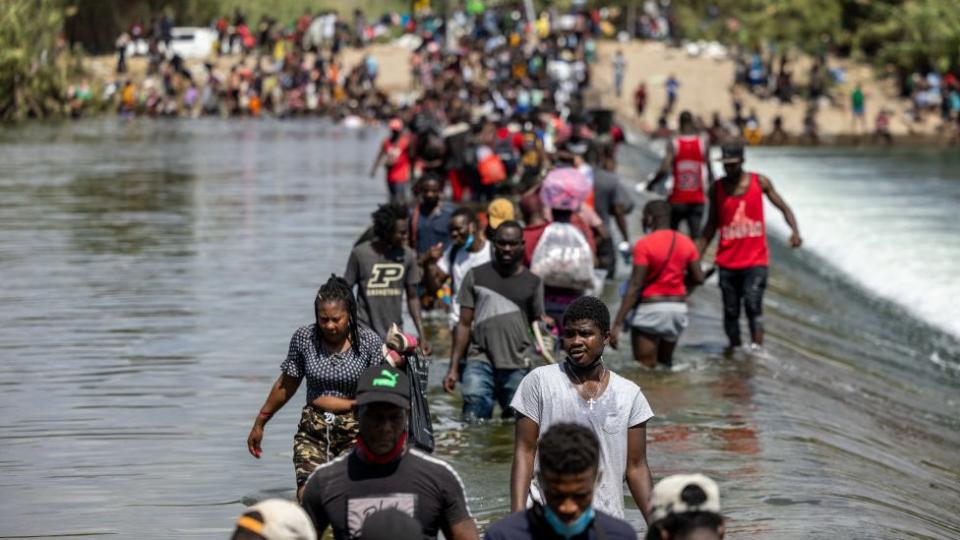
[[592, 40, 952, 144]]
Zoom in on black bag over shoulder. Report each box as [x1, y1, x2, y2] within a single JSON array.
[[406, 352, 435, 452]]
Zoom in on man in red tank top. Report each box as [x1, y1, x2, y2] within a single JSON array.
[[697, 142, 802, 351], [610, 201, 705, 368], [369, 118, 412, 205], [645, 111, 713, 240]]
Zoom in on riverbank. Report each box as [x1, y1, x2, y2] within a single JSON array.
[[593, 40, 956, 145], [77, 39, 958, 147]]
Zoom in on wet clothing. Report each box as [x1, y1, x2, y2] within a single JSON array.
[[345, 241, 421, 338], [461, 359, 528, 421], [457, 263, 545, 370], [302, 448, 472, 540], [719, 266, 767, 344], [630, 303, 689, 342], [293, 406, 359, 487], [632, 230, 698, 298], [281, 325, 384, 402], [669, 203, 705, 240], [715, 173, 768, 269], [510, 363, 654, 518], [669, 135, 708, 205], [485, 505, 637, 540]]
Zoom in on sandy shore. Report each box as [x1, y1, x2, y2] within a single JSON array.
[[592, 40, 949, 142]]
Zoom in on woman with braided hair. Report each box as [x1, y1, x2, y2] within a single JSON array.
[[247, 274, 385, 500]]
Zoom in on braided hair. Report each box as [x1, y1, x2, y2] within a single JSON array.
[[314, 274, 360, 353]]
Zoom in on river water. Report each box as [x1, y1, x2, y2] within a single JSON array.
[[1, 119, 958, 539]]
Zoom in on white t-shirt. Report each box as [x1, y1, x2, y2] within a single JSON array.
[[436, 242, 492, 328], [510, 363, 654, 518]]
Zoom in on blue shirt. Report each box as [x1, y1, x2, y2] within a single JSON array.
[[412, 202, 453, 255]]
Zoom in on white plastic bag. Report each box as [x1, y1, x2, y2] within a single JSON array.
[[530, 223, 594, 290]]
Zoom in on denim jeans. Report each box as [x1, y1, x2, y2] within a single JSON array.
[[461, 359, 527, 422]]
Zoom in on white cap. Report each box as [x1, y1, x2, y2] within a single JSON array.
[[233, 499, 317, 540], [649, 474, 721, 523]]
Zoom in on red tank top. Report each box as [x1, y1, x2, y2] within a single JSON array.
[[715, 172, 768, 269], [383, 135, 411, 184], [669, 135, 707, 204]]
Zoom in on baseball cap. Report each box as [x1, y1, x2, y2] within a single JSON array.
[[360, 508, 422, 540], [649, 474, 721, 523], [231, 499, 317, 540], [487, 198, 515, 229], [388, 118, 403, 131], [716, 142, 745, 163], [356, 366, 410, 408]]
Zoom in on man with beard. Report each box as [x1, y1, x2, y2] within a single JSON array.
[[443, 221, 545, 422]]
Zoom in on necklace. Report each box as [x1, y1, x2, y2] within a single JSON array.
[[566, 361, 606, 410]]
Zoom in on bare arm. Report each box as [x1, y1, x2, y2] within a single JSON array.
[[625, 422, 654, 524], [685, 257, 706, 292], [442, 307, 474, 393], [369, 146, 385, 177], [510, 415, 540, 512], [612, 203, 631, 243], [247, 373, 301, 458], [645, 143, 674, 190], [610, 265, 647, 349], [444, 518, 480, 540], [759, 175, 802, 247], [405, 283, 431, 355], [696, 182, 719, 255]]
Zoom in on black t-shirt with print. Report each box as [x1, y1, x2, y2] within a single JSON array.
[[302, 449, 472, 540]]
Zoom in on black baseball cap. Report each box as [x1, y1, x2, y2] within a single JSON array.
[[356, 366, 410, 408], [716, 142, 745, 163]]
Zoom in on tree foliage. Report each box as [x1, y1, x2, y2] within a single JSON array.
[[0, 0, 79, 121], [669, 0, 960, 72]]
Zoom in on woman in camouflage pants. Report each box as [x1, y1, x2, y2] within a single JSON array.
[[247, 275, 386, 500]]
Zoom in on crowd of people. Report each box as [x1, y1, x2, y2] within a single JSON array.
[[228, 4, 809, 540]]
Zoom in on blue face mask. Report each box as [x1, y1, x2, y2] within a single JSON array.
[[462, 234, 475, 251], [543, 505, 595, 539]]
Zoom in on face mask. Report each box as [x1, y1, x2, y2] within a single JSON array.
[[462, 234, 475, 251], [543, 505, 594, 539]]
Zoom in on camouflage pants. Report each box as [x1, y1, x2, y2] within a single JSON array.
[[293, 405, 358, 487]]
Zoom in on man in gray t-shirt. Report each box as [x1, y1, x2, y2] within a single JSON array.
[[443, 221, 545, 422], [345, 204, 430, 353]]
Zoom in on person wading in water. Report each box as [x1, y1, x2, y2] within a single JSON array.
[[611, 200, 705, 368], [247, 275, 386, 501], [697, 142, 802, 351]]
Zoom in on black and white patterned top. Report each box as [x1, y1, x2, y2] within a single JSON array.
[[280, 324, 384, 402]]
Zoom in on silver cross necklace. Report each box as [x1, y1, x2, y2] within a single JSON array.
[[567, 361, 607, 410]]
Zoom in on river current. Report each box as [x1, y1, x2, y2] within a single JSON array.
[[1, 119, 957, 539]]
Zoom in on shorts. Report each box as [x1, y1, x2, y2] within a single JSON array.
[[387, 181, 409, 204], [630, 302, 688, 342], [292, 404, 358, 487]]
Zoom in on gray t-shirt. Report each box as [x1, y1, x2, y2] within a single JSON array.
[[592, 168, 633, 229], [510, 363, 654, 518], [344, 240, 421, 338], [457, 263, 544, 370]]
